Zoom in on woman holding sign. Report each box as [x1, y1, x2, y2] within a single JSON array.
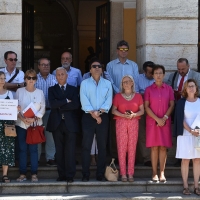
[[15, 69, 45, 182], [0, 71, 16, 182], [174, 79, 200, 196]]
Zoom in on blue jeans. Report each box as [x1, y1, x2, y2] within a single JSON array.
[[16, 126, 38, 175]]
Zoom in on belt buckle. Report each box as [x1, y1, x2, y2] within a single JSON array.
[[62, 114, 65, 120]]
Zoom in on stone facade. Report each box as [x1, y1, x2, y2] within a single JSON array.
[[136, 0, 198, 72], [0, 0, 22, 68]]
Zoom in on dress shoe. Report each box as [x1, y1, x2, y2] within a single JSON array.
[[56, 177, 66, 181], [144, 161, 152, 167], [82, 175, 89, 182], [66, 177, 74, 183]]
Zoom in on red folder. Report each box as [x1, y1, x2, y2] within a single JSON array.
[[23, 108, 35, 118]]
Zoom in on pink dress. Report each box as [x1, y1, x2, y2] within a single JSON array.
[[144, 83, 174, 147]]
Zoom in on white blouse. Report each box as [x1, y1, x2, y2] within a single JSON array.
[[15, 87, 45, 129]]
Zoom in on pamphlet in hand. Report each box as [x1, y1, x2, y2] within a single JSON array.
[[22, 102, 38, 118]]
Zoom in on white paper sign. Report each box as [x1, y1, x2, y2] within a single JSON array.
[[0, 99, 18, 120]]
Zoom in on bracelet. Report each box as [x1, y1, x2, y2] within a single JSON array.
[[164, 115, 168, 119]]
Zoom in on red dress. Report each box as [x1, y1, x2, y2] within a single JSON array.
[[144, 83, 174, 148]]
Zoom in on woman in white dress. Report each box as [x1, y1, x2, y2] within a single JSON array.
[[174, 79, 200, 196]]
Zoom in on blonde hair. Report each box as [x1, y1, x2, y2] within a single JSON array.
[[120, 75, 135, 93]]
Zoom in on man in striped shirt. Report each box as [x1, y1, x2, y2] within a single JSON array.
[[35, 58, 57, 166], [137, 61, 155, 166]]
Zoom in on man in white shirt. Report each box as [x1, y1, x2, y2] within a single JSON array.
[[0, 51, 25, 98]]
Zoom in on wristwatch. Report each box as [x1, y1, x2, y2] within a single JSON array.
[[98, 110, 102, 115]]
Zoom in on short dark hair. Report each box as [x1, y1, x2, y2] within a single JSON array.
[[117, 40, 129, 49], [38, 58, 50, 66], [89, 57, 103, 69], [152, 64, 165, 74], [177, 58, 189, 65], [4, 51, 17, 60], [143, 61, 155, 72]]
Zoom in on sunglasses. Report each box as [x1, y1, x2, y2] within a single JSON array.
[[7, 58, 18, 62], [27, 76, 37, 80], [91, 65, 102, 68], [117, 48, 129, 52]]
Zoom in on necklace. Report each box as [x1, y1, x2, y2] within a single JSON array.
[[123, 93, 133, 100]]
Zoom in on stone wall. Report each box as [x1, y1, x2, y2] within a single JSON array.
[[0, 0, 22, 68], [136, 0, 198, 72]]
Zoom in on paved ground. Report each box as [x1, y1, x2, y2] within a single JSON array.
[[0, 193, 200, 200]]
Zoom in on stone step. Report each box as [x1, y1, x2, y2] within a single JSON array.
[[0, 178, 198, 195], [4, 165, 192, 180]]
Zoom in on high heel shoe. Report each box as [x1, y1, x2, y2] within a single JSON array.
[[152, 175, 159, 182]]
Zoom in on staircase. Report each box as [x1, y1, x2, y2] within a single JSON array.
[[0, 164, 198, 197]]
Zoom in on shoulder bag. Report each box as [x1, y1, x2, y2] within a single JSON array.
[[104, 158, 119, 182]]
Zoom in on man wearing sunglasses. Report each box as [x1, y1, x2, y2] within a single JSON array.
[[106, 40, 139, 94], [80, 58, 112, 182], [0, 51, 25, 97], [35, 58, 57, 167]]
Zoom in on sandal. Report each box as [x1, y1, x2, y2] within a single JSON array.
[[183, 188, 191, 195], [16, 175, 26, 182], [121, 176, 127, 182], [2, 175, 10, 183], [31, 174, 38, 182], [128, 177, 134, 182], [194, 188, 200, 196]]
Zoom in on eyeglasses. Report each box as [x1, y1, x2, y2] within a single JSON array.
[[0, 78, 6, 81], [40, 63, 50, 67], [122, 80, 133, 84], [154, 72, 163, 75], [61, 57, 71, 61], [26, 76, 37, 80], [7, 58, 18, 62], [117, 48, 129, 52], [187, 85, 195, 88], [91, 65, 102, 68]]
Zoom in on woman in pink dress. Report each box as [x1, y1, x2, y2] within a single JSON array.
[[144, 65, 174, 182], [112, 75, 144, 182]]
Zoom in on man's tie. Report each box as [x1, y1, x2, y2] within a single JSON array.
[[177, 75, 185, 100], [61, 85, 65, 94]]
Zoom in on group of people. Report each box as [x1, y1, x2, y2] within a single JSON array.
[[0, 39, 200, 196]]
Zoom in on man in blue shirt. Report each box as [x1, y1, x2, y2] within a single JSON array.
[[52, 52, 82, 87], [80, 58, 112, 182], [106, 40, 139, 93], [35, 58, 57, 167], [137, 61, 155, 166]]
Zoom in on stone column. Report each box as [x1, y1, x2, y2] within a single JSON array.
[[136, 0, 198, 72], [0, 0, 22, 68]]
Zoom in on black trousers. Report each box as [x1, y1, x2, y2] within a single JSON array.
[[81, 113, 109, 177], [53, 120, 76, 178]]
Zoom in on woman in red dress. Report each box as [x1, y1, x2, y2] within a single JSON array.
[[144, 64, 174, 182], [112, 75, 144, 182]]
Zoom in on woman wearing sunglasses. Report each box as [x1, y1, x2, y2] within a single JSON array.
[[15, 69, 45, 182]]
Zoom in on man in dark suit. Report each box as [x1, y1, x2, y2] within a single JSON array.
[[47, 67, 80, 182]]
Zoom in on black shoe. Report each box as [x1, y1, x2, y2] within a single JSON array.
[[56, 177, 66, 181], [82, 175, 89, 182], [144, 161, 152, 167], [96, 175, 104, 181], [174, 160, 181, 167], [66, 177, 74, 183], [46, 159, 57, 167]]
